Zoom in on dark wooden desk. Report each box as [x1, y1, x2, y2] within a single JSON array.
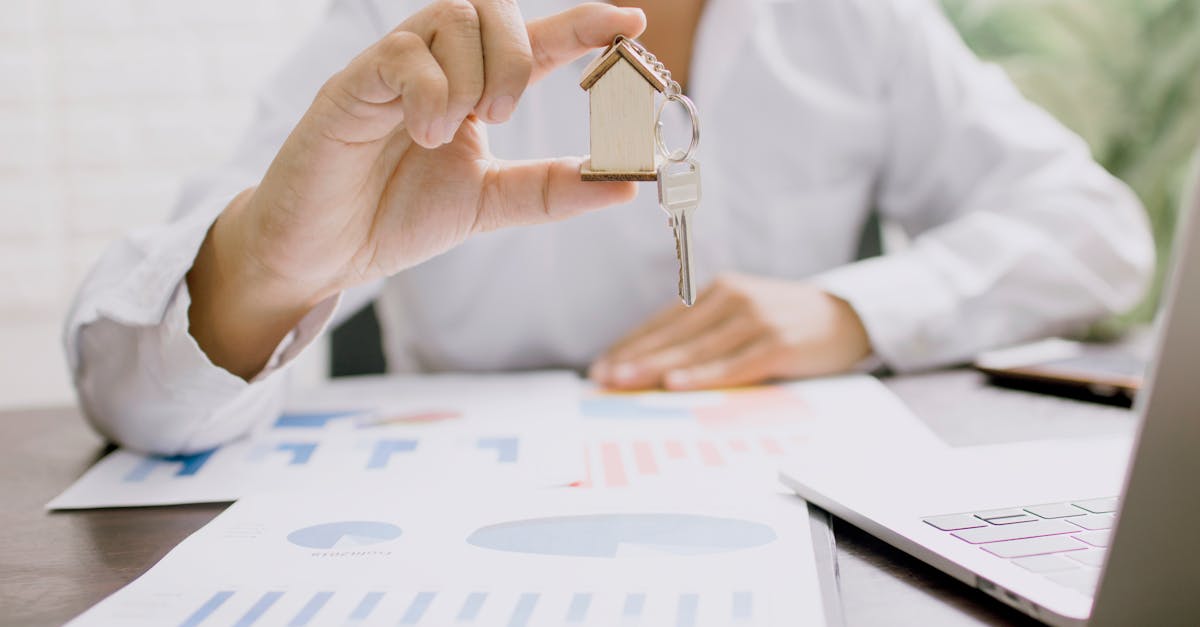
[[0, 371, 1136, 626]]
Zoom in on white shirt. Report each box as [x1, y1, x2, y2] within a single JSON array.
[[64, 0, 1154, 455]]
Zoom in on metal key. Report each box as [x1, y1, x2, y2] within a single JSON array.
[[657, 159, 701, 306]]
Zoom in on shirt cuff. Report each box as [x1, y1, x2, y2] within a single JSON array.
[[814, 250, 958, 372], [150, 278, 341, 451]]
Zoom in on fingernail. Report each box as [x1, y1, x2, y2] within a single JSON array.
[[613, 363, 637, 382], [427, 117, 445, 147], [666, 370, 690, 388], [443, 116, 463, 144], [488, 96, 515, 123]]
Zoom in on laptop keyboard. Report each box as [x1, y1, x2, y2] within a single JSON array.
[[922, 497, 1118, 596]]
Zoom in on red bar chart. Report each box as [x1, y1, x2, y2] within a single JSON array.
[[573, 436, 808, 488]]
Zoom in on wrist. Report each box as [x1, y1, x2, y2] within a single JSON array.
[[186, 188, 329, 379], [822, 290, 873, 364], [221, 188, 337, 311]]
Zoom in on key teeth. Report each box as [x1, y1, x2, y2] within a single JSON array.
[[675, 234, 684, 299]]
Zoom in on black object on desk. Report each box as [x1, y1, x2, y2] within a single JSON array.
[[975, 339, 1147, 408]]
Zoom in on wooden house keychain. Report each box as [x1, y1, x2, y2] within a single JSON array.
[[579, 35, 703, 306]]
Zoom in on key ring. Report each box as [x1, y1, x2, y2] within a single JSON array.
[[655, 93, 701, 163]]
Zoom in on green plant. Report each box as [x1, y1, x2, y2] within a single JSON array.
[[941, 0, 1200, 331]]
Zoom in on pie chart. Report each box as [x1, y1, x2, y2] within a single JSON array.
[[287, 521, 403, 549], [466, 514, 776, 558]]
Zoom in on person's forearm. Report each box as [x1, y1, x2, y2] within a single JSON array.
[[185, 188, 327, 380]]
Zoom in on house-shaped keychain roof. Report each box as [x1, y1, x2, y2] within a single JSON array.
[[579, 37, 669, 181]]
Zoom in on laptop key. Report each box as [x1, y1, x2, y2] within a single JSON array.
[[1010, 554, 1082, 573], [1024, 502, 1087, 519], [1066, 549, 1107, 567], [923, 514, 987, 531], [981, 535, 1088, 558], [1067, 514, 1114, 531], [1073, 497, 1118, 514], [953, 519, 1079, 544], [1074, 530, 1111, 548], [974, 508, 1039, 525]]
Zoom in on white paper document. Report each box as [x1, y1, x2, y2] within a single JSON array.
[[69, 483, 827, 626], [50, 373, 937, 509], [49, 373, 583, 509]]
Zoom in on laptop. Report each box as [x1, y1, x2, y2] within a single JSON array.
[[781, 169, 1200, 626]]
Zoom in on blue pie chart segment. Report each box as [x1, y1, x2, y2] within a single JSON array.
[[287, 521, 403, 550], [466, 514, 776, 558]]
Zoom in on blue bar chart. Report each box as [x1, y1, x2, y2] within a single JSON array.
[[248, 442, 318, 466], [365, 439, 418, 469], [172, 588, 762, 626], [288, 591, 332, 626], [124, 449, 217, 482], [476, 437, 519, 463], [274, 410, 364, 429]]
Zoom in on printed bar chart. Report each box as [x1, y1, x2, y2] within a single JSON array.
[[248, 442, 318, 466], [348, 592, 384, 621], [274, 410, 363, 429], [476, 437, 519, 463], [123, 449, 217, 482], [399, 591, 436, 625], [574, 437, 803, 489], [366, 439, 419, 469], [565, 593, 591, 623], [274, 443, 316, 465], [235, 591, 283, 627], [174, 588, 761, 626], [456, 592, 487, 622], [508, 592, 539, 627], [676, 593, 699, 627], [288, 591, 333, 627], [180, 591, 232, 627]]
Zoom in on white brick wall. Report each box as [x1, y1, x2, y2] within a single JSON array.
[[0, 0, 331, 409]]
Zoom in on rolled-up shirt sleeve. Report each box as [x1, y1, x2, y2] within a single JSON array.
[[817, 0, 1154, 372], [67, 207, 340, 453], [63, 0, 388, 455]]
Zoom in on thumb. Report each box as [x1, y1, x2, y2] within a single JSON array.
[[473, 157, 638, 232], [526, 3, 647, 85]]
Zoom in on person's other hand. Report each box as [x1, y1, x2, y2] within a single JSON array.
[[589, 274, 873, 390], [188, 1, 646, 377]]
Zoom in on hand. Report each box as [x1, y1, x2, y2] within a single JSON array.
[[187, 2, 646, 378], [589, 274, 873, 390]]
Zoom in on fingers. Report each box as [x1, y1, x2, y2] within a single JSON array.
[[663, 338, 778, 391], [309, 1, 645, 149], [404, 0, 643, 138], [466, 0, 531, 123], [599, 314, 760, 389], [411, 0, 525, 129], [473, 156, 637, 232], [526, 3, 647, 84], [423, 1, 486, 140], [315, 30, 448, 148]]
